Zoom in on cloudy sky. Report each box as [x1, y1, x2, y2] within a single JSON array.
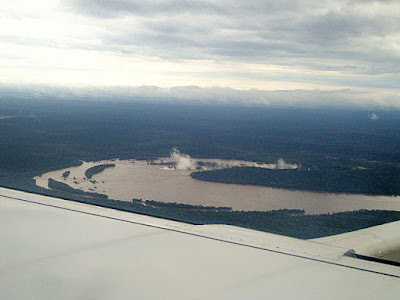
[[1, 0, 399, 107]]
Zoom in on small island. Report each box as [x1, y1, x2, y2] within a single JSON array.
[[85, 164, 116, 179], [48, 178, 108, 199], [62, 171, 71, 179]]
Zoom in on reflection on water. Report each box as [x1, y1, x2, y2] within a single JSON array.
[[34, 159, 400, 214]]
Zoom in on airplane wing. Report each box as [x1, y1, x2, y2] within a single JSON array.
[[1, 187, 400, 299], [312, 218, 400, 264]]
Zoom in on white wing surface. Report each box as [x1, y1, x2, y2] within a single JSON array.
[[1, 187, 400, 299]]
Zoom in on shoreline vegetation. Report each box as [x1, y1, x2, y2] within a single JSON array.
[[137, 199, 232, 211], [190, 166, 400, 196]]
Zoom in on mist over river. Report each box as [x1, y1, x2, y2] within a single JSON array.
[[34, 157, 400, 215]]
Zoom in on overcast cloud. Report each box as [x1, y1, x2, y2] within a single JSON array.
[[0, 0, 399, 108]]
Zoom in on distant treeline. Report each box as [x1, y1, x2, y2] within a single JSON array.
[[191, 166, 400, 196], [85, 164, 115, 179], [48, 178, 108, 199], [142, 199, 232, 211]]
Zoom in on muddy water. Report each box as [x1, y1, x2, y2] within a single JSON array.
[[34, 159, 400, 214]]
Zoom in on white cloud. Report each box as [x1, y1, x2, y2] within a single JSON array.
[[2, 84, 399, 109], [370, 113, 379, 120], [0, 0, 399, 108]]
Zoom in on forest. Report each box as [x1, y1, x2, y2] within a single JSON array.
[[191, 166, 400, 196], [1, 98, 400, 238]]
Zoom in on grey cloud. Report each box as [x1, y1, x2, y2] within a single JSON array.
[[302, 11, 399, 45], [60, 0, 400, 83], [2, 0, 398, 108], [66, 0, 140, 18], [68, 0, 317, 18], [346, 0, 398, 3], [144, 19, 212, 36], [67, 0, 223, 18]]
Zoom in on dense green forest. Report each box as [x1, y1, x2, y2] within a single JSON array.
[[1, 98, 400, 238], [2, 99, 400, 182], [191, 166, 400, 195]]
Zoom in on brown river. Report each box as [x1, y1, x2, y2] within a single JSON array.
[[34, 159, 400, 215]]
